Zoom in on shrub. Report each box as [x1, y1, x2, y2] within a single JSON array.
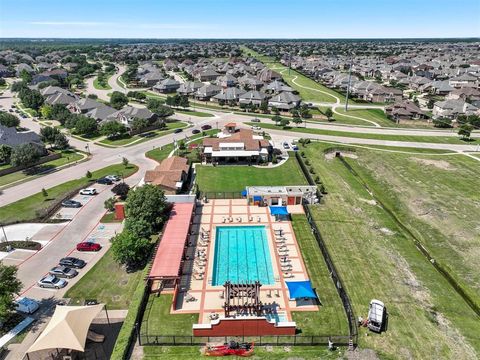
[[0, 241, 41, 252]]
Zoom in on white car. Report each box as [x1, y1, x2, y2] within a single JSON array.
[[79, 188, 97, 196], [368, 299, 385, 332], [105, 175, 120, 182], [251, 125, 261, 130], [282, 142, 290, 149], [15, 297, 39, 314]]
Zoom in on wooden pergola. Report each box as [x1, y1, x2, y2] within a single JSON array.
[[223, 281, 263, 318]]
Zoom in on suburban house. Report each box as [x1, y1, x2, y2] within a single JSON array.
[[238, 90, 267, 107], [103, 106, 157, 128], [195, 84, 222, 101], [177, 81, 203, 96], [196, 69, 221, 82], [138, 71, 164, 87], [0, 124, 45, 153], [449, 73, 478, 89], [212, 87, 246, 103], [0, 64, 13, 77], [143, 156, 190, 194], [264, 80, 294, 94], [446, 87, 480, 102], [201, 123, 270, 164], [67, 98, 117, 122], [153, 78, 181, 93], [433, 99, 479, 119], [40, 86, 78, 106], [268, 91, 301, 110], [385, 101, 428, 120], [216, 74, 238, 88]]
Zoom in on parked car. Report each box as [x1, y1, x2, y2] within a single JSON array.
[[79, 188, 97, 195], [76, 241, 101, 252], [59, 257, 86, 269], [96, 177, 113, 185], [251, 118, 261, 123], [61, 199, 82, 208], [105, 175, 120, 182], [368, 299, 385, 332], [192, 129, 200, 134], [173, 128, 183, 134], [201, 124, 212, 130], [291, 144, 299, 151], [15, 297, 40, 314], [37, 275, 67, 289], [49, 265, 78, 279], [282, 142, 290, 149], [251, 125, 261, 130]]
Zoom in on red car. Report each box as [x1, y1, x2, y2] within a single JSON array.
[[76, 242, 101, 252]]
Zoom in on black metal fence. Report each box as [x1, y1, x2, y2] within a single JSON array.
[[294, 151, 324, 201], [138, 334, 352, 347]]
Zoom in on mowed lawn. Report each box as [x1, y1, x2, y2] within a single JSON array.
[[242, 46, 345, 104], [290, 214, 348, 336], [65, 247, 144, 309], [301, 142, 479, 359], [347, 150, 480, 311], [0, 163, 138, 224], [195, 156, 308, 193]]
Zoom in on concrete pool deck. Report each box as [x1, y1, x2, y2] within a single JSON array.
[[173, 199, 318, 325]]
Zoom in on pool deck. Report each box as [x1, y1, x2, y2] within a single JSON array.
[[173, 199, 318, 325]]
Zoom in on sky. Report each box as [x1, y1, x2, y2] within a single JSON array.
[[1, 0, 479, 39]]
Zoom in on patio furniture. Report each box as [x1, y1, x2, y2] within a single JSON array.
[[194, 273, 204, 280], [267, 289, 272, 298], [257, 217, 261, 222], [219, 291, 225, 299], [249, 216, 253, 222], [275, 289, 280, 297], [185, 293, 197, 302], [283, 273, 294, 279]]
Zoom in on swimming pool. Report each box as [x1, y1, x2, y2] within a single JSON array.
[[212, 226, 275, 286]]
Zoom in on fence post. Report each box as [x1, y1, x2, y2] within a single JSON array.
[[135, 322, 141, 346]]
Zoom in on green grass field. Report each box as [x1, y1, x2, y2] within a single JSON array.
[[0, 150, 84, 188], [99, 122, 188, 147], [301, 142, 479, 359], [143, 345, 343, 359], [246, 122, 480, 145], [65, 246, 144, 309], [0, 163, 138, 224], [290, 214, 348, 335], [175, 109, 214, 118], [195, 156, 308, 193], [241, 46, 345, 104]]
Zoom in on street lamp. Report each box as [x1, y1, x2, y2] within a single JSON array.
[[85, 144, 90, 155], [0, 224, 8, 244], [345, 54, 354, 112]]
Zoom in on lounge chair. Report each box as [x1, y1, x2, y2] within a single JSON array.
[[277, 249, 289, 254], [249, 216, 253, 222], [274, 229, 283, 234], [222, 217, 226, 223], [185, 293, 197, 302], [283, 273, 294, 278], [193, 273, 204, 280], [219, 291, 225, 299], [275, 289, 280, 297], [202, 227, 210, 233], [257, 216, 261, 222], [267, 289, 272, 298]]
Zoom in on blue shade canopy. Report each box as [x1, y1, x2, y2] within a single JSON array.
[[241, 190, 247, 196], [286, 280, 317, 299], [269, 206, 289, 216], [253, 196, 262, 201]]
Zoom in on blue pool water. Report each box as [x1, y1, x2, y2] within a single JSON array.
[[212, 226, 275, 286]]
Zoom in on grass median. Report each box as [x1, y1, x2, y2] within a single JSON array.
[[247, 122, 480, 145], [0, 163, 138, 224]]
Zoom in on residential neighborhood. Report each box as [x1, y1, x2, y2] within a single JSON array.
[[0, 1, 479, 360]]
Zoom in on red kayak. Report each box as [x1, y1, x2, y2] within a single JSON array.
[[204, 341, 254, 357]]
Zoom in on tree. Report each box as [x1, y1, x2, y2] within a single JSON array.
[[19, 69, 32, 83], [122, 157, 129, 167], [0, 262, 22, 324], [40, 104, 53, 119], [0, 145, 12, 164], [179, 95, 190, 109], [112, 182, 130, 200], [433, 117, 452, 128], [458, 124, 473, 140], [110, 91, 128, 110], [50, 104, 71, 125], [86, 170, 92, 179], [272, 115, 282, 125], [124, 184, 169, 238], [10, 143, 41, 167], [18, 88, 44, 110], [54, 133, 69, 149], [11, 81, 28, 93], [0, 112, 20, 128], [427, 99, 435, 110], [42, 188, 48, 198], [147, 98, 174, 118], [130, 117, 150, 132], [74, 116, 98, 136], [0, 78, 5, 87], [259, 101, 269, 113], [40, 126, 61, 147], [100, 121, 127, 139], [165, 96, 176, 107], [104, 197, 116, 212], [280, 118, 290, 128], [111, 230, 153, 269], [292, 116, 302, 127], [324, 108, 334, 121]]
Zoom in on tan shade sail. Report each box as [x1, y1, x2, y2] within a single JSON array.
[[28, 304, 104, 353]]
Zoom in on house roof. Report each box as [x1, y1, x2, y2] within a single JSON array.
[[144, 156, 189, 189], [0, 124, 43, 148], [203, 129, 269, 151]]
